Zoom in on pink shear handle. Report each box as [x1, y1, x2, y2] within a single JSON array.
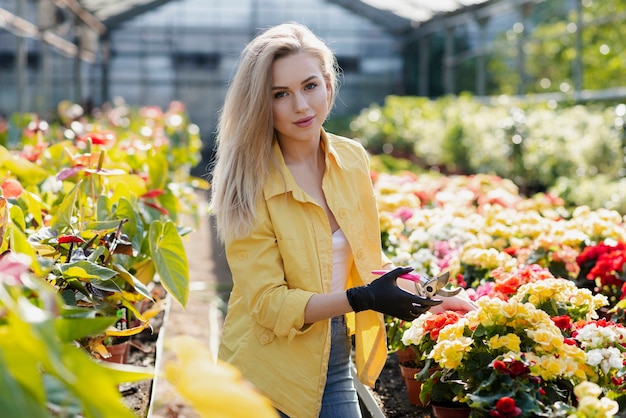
[[371, 270, 421, 282]]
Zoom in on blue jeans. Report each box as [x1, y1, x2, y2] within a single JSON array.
[[278, 316, 362, 418]]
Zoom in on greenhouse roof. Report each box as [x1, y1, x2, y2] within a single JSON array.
[[327, 0, 491, 34], [79, 0, 175, 29], [75, 0, 492, 34]]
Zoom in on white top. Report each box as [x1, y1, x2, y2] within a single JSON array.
[[331, 228, 353, 293]]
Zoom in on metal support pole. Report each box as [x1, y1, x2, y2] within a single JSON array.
[[516, 3, 532, 95], [16, 0, 27, 112], [101, 32, 111, 105], [476, 16, 490, 96], [443, 27, 455, 95], [573, 0, 583, 97], [418, 35, 430, 97]]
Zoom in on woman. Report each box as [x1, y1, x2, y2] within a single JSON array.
[[209, 22, 475, 418]]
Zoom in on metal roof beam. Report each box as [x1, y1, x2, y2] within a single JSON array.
[[0, 7, 97, 61], [54, 0, 107, 34], [97, 0, 177, 29], [325, 0, 413, 35]]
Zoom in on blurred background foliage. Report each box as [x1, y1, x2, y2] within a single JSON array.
[[343, 94, 626, 214]]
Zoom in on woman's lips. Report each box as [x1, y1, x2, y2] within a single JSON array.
[[294, 116, 314, 128]]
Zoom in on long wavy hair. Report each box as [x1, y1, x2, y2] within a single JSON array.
[[209, 22, 340, 242]]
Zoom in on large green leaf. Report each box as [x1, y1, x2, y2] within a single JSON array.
[[57, 344, 152, 418], [0, 154, 50, 187], [114, 197, 143, 250], [113, 263, 153, 300], [59, 260, 117, 281], [54, 316, 118, 343], [146, 152, 168, 191], [50, 180, 81, 231], [149, 220, 189, 307], [0, 354, 49, 418], [17, 189, 44, 230]]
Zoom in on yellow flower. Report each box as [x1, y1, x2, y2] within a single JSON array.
[[431, 338, 473, 369], [574, 381, 602, 399], [574, 396, 619, 418], [536, 355, 567, 380], [527, 328, 557, 348], [437, 319, 468, 341], [488, 333, 521, 352]]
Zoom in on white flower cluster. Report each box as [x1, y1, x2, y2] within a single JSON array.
[[575, 322, 626, 375]]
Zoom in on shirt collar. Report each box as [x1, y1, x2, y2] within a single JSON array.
[[263, 129, 338, 200]]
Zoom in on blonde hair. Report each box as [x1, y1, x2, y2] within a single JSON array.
[[209, 22, 339, 242]]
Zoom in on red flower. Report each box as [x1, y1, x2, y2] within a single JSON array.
[[493, 360, 507, 372], [496, 397, 522, 417], [423, 311, 463, 341], [78, 131, 117, 147], [577, 241, 626, 288], [563, 338, 577, 346], [1, 178, 23, 199], [551, 315, 572, 331]]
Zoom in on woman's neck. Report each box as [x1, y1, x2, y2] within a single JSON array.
[[279, 136, 323, 166]]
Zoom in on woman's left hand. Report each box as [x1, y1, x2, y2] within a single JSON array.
[[430, 292, 478, 314]]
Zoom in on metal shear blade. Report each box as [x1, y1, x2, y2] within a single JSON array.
[[416, 271, 462, 298]]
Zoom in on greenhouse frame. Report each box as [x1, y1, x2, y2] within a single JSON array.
[[1, 0, 624, 145]]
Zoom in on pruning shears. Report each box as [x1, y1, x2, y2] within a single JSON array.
[[371, 270, 462, 298]]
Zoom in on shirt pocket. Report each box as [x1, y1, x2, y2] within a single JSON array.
[[276, 238, 315, 290]]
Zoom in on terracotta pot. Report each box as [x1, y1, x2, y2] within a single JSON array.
[[103, 340, 130, 364], [431, 403, 471, 418], [399, 364, 427, 407], [395, 347, 417, 364]]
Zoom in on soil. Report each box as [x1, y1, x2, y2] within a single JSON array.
[[370, 353, 433, 418], [118, 190, 435, 417]]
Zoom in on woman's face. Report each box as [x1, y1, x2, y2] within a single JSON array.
[[271, 51, 331, 144]]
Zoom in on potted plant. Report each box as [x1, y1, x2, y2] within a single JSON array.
[[399, 310, 463, 406], [420, 295, 593, 417], [0, 99, 208, 415], [0, 251, 154, 417]]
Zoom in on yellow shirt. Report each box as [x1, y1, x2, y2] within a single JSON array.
[[218, 131, 390, 418]]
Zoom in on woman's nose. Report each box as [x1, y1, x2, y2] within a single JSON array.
[[293, 92, 309, 112]]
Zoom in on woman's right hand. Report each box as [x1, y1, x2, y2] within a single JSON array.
[[346, 267, 442, 321]]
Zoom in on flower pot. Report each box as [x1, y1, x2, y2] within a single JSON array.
[[396, 347, 417, 364], [103, 340, 130, 364], [431, 403, 471, 418], [399, 364, 427, 406]]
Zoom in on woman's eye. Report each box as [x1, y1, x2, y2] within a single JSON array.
[[274, 91, 287, 99], [304, 82, 317, 90]]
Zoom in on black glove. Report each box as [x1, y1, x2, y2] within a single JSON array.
[[346, 266, 443, 321]]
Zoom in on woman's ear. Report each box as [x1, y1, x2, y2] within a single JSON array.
[[325, 77, 333, 107]]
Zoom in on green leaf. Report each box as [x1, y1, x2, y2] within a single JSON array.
[[19, 190, 44, 230], [53, 344, 149, 418], [9, 204, 25, 232], [149, 220, 189, 307], [115, 197, 143, 250], [59, 260, 117, 281], [42, 374, 83, 416], [113, 263, 153, 301], [0, 354, 49, 418], [54, 316, 117, 342], [1, 155, 50, 187], [84, 219, 127, 231], [146, 153, 168, 191], [51, 180, 81, 231]]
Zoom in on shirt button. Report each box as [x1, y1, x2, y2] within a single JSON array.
[[260, 333, 270, 344], [339, 209, 348, 218], [356, 249, 364, 259], [237, 252, 248, 261]]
